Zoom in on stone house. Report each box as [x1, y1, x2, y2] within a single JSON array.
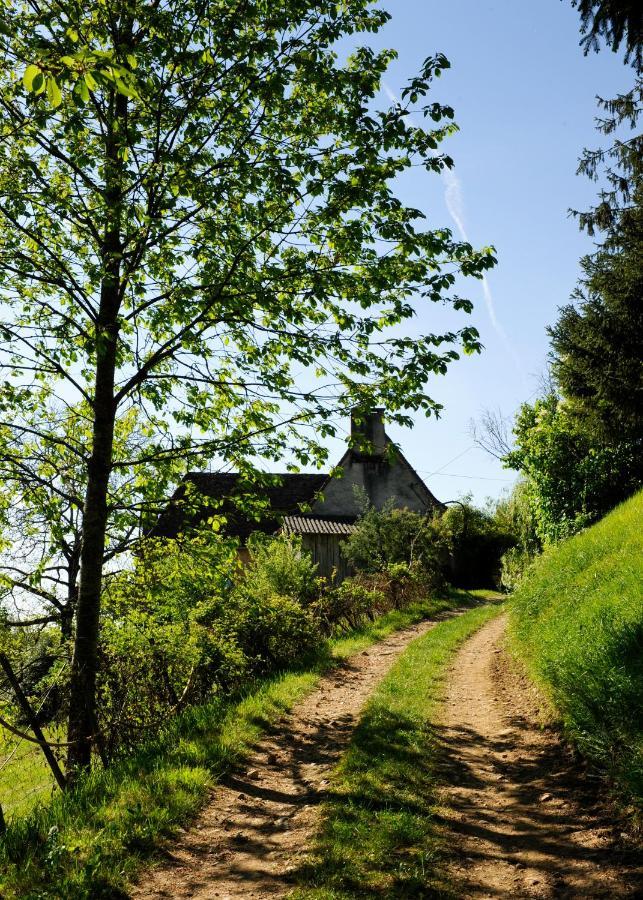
[[153, 410, 444, 579]]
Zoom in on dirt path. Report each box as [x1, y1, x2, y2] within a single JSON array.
[[439, 614, 640, 898], [132, 610, 460, 899]]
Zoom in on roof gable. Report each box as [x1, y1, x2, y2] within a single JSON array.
[[152, 471, 328, 540]]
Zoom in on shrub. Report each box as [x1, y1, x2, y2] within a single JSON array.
[[243, 532, 321, 604], [441, 500, 515, 588], [312, 580, 385, 634], [98, 531, 323, 756], [499, 546, 534, 592], [228, 590, 320, 673], [99, 533, 245, 753], [342, 504, 449, 598]]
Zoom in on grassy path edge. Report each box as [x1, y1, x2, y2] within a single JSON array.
[[291, 602, 503, 899], [0, 591, 479, 899]]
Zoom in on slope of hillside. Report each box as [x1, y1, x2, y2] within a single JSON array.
[[511, 490, 643, 809]]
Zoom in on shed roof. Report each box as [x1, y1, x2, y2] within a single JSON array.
[[281, 515, 356, 536]]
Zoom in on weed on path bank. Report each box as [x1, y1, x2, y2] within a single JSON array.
[[0, 591, 472, 899], [292, 602, 502, 899]]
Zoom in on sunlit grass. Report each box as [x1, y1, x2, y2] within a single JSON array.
[[0, 725, 61, 819], [510, 490, 643, 813]]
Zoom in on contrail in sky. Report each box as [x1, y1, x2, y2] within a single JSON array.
[[383, 83, 524, 377]]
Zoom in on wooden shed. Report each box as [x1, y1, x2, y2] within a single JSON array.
[[280, 515, 356, 581]]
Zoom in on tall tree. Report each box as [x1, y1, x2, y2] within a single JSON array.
[[0, 1, 494, 774], [504, 393, 640, 544], [553, 2, 642, 440], [549, 180, 643, 441], [569, 1, 642, 67]]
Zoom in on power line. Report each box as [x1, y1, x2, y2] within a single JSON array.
[[423, 444, 477, 477], [427, 472, 514, 482]]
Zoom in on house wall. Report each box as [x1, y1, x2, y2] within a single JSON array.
[[313, 451, 435, 518]]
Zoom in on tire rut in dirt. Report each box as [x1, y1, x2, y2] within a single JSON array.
[[438, 614, 640, 899]]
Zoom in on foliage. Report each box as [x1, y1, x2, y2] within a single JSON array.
[[499, 547, 536, 593], [312, 579, 384, 633], [569, 1, 642, 67], [493, 480, 541, 558], [342, 498, 518, 592], [510, 490, 643, 810], [243, 533, 321, 606], [0, 593, 464, 899], [499, 76, 642, 550], [0, 404, 180, 640], [343, 504, 449, 586], [440, 500, 516, 589], [0, 0, 495, 769], [293, 600, 502, 899], [549, 176, 643, 443], [98, 532, 324, 755], [505, 393, 641, 544]]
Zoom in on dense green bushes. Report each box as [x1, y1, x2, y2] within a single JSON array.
[[341, 498, 518, 593], [98, 532, 322, 754], [510, 490, 643, 809], [2, 513, 461, 771], [96, 517, 454, 757], [440, 501, 516, 588]]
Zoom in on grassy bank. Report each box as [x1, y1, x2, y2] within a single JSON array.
[[293, 601, 502, 899], [510, 490, 643, 812], [0, 590, 471, 899]]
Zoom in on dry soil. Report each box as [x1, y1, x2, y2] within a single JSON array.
[[439, 613, 641, 898]]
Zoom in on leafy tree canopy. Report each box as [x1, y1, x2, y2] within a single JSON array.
[[504, 394, 640, 544], [0, 0, 495, 772], [549, 179, 643, 442]]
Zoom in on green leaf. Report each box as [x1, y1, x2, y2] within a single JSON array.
[[22, 65, 41, 91], [46, 77, 62, 108], [115, 78, 133, 97]]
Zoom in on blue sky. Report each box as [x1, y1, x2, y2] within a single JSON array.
[[321, 0, 633, 507]]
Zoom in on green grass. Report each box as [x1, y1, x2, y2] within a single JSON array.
[[292, 602, 502, 899], [0, 726, 59, 819], [0, 590, 473, 899], [510, 489, 643, 812]]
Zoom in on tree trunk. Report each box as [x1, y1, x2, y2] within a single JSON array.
[[60, 552, 79, 642], [66, 86, 125, 777], [65, 323, 119, 774]]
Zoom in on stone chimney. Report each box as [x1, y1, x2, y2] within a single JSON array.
[[350, 407, 386, 456]]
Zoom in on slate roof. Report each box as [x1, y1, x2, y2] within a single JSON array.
[[152, 471, 329, 541], [281, 515, 357, 536]]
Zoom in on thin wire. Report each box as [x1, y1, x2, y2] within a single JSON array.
[[420, 444, 476, 477], [428, 472, 514, 482]]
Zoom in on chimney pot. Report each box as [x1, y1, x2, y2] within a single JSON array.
[[351, 408, 386, 456]]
